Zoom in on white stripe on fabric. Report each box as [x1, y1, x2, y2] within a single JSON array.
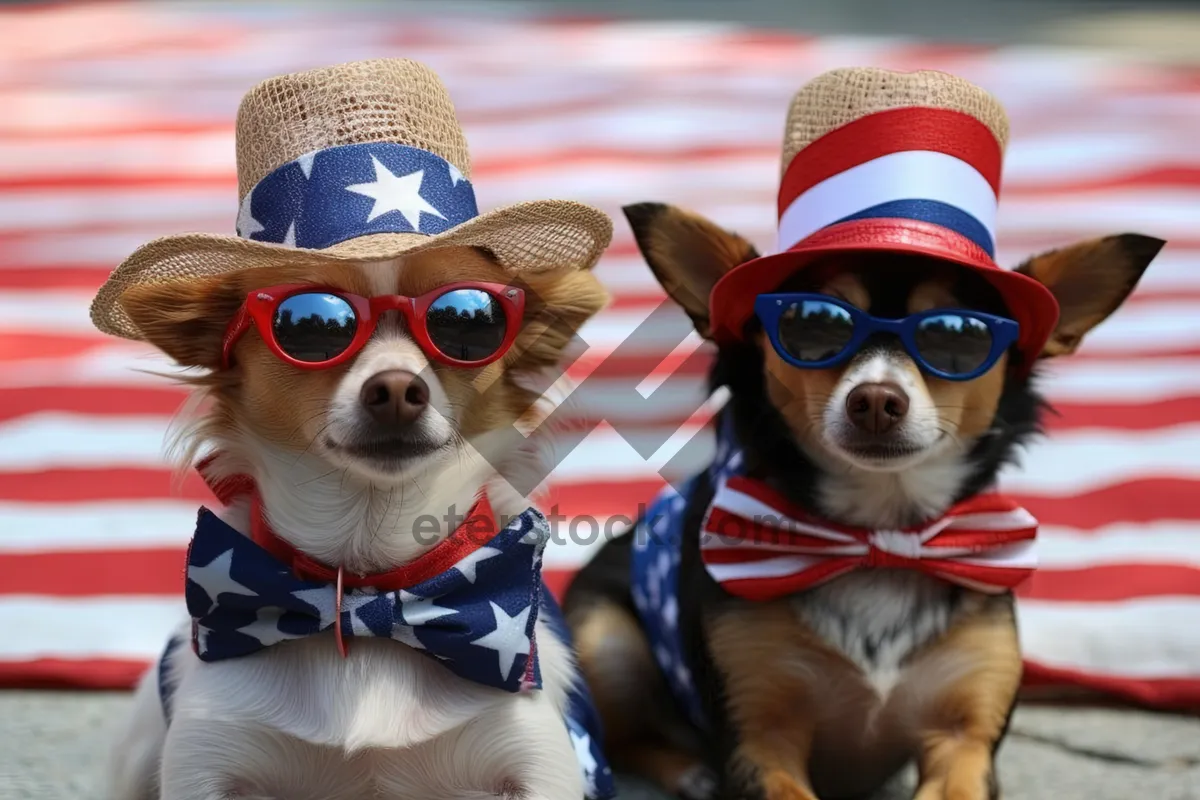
[[952, 540, 1040, 568], [703, 553, 833, 583], [10, 416, 1200, 499], [0, 596, 184, 660], [1019, 598, 1200, 679], [943, 508, 1040, 530], [776, 150, 999, 252], [0, 501, 197, 552], [709, 482, 857, 542]]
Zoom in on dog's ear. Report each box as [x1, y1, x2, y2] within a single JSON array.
[[622, 203, 760, 338], [117, 275, 246, 369], [1014, 233, 1165, 358]]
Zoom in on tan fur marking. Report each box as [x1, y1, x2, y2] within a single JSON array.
[[907, 278, 960, 314], [707, 603, 834, 800], [756, 328, 840, 452], [926, 355, 1008, 442], [908, 600, 1021, 800], [818, 272, 870, 310]]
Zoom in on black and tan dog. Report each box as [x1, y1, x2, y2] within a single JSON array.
[[563, 68, 1164, 800]]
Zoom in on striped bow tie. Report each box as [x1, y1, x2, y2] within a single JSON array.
[[700, 475, 1038, 601]]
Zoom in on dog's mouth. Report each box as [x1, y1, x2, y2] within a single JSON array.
[[826, 431, 947, 470], [323, 432, 452, 471]]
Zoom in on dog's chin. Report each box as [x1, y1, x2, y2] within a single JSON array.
[[321, 430, 454, 481], [822, 430, 948, 473]]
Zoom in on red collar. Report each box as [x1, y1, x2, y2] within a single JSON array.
[[196, 455, 506, 658], [197, 455, 498, 590]]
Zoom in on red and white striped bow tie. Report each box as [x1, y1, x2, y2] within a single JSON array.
[[700, 475, 1038, 601]]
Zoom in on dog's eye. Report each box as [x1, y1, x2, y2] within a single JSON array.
[[273, 292, 359, 362]]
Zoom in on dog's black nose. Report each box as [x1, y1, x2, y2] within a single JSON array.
[[846, 382, 909, 435], [360, 370, 429, 427]]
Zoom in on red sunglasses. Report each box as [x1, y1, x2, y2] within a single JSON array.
[[221, 282, 526, 370]]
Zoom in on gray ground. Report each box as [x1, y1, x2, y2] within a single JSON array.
[[4, 0, 1200, 797], [1, 692, 1199, 799]]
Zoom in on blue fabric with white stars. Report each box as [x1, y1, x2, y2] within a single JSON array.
[[237, 141, 478, 249], [164, 505, 615, 799], [540, 590, 618, 799], [630, 411, 744, 731], [184, 506, 544, 692]]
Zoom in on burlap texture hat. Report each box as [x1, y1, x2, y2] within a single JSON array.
[[91, 58, 613, 340], [708, 67, 1059, 367]]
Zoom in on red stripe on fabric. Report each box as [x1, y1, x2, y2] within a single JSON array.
[[0, 658, 151, 690], [5, 474, 1200, 531], [0, 384, 189, 421], [1022, 661, 1200, 711], [777, 107, 1003, 216], [716, 559, 860, 602], [926, 527, 1037, 550], [0, 548, 186, 596], [1020, 564, 1200, 602], [0, 551, 574, 607], [1012, 479, 1200, 529], [0, 333, 111, 361], [0, 468, 216, 503], [919, 559, 1034, 591], [1044, 398, 1200, 431]]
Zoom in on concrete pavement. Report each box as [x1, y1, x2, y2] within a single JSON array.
[[3, 691, 1199, 799]]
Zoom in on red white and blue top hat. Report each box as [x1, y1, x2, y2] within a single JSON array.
[[709, 67, 1060, 367]]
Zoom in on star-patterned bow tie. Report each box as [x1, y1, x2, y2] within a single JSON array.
[[700, 475, 1039, 601], [184, 496, 550, 694]]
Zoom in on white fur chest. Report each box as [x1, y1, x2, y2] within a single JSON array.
[[790, 569, 955, 700], [171, 631, 511, 751]]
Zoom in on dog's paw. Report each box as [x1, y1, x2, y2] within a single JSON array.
[[675, 764, 717, 800], [759, 769, 817, 800], [913, 776, 996, 800]]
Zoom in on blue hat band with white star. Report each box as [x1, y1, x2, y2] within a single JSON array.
[[236, 142, 479, 250]]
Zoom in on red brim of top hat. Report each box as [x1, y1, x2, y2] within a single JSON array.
[[708, 216, 1060, 371]]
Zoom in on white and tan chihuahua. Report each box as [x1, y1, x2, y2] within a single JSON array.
[[92, 58, 616, 800]]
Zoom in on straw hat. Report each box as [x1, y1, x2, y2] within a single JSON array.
[[708, 67, 1059, 366], [90, 58, 613, 340]]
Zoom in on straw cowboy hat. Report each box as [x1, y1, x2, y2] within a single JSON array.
[[708, 67, 1060, 366], [90, 58, 613, 340]]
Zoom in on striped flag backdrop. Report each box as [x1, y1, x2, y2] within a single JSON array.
[[1, 2, 1198, 709]]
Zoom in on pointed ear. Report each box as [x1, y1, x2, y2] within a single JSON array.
[[1014, 233, 1165, 358], [622, 202, 760, 338], [117, 275, 247, 369]]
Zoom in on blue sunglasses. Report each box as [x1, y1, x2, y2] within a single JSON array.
[[753, 293, 1020, 381]]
